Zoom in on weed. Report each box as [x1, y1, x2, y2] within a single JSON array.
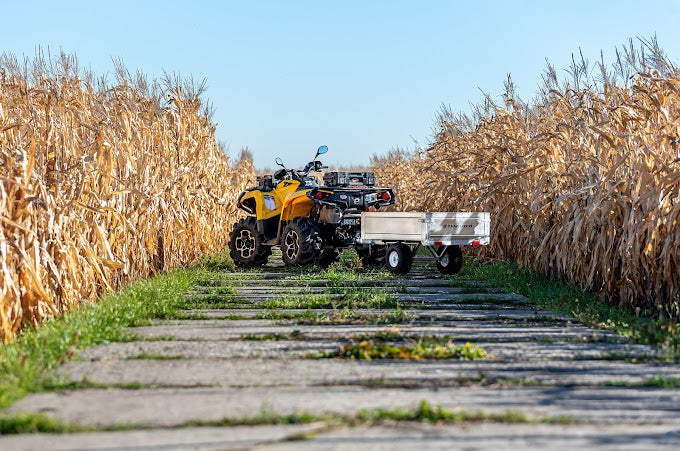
[[604, 376, 680, 388], [263, 290, 400, 310], [238, 331, 306, 341], [257, 309, 414, 325], [0, 413, 87, 434], [195, 249, 235, 273], [127, 353, 184, 360], [182, 401, 574, 429], [315, 338, 488, 360], [356, 400, 526, 423]]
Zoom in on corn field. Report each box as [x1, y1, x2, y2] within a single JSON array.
[[374, 40, 680, 312], [0, 52, 254, 341]]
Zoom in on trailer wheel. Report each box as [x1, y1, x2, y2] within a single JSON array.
[[384, 243, 413, 274], [229, 217, 271, 268], [281, 217, 321, 266], [436, 245, 463, 274]]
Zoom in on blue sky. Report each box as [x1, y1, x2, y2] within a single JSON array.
[[4, 1, 680, 168]]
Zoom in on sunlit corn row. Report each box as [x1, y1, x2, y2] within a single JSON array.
[[0, 61, 254, 341], [375, 65, 680, 312]]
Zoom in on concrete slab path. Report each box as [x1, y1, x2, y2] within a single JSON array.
[[4, 255, 679, 449]]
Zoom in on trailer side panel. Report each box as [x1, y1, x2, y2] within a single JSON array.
[[360, 211, 490, 245]]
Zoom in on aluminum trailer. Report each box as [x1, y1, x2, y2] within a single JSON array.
[[357, 212, 491, 274]]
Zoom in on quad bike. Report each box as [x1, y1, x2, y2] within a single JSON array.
[[229, 145, 395, 268]]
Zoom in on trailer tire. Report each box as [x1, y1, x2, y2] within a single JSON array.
[[384, 243, 413, 274], [436, 245, 463, 274], [281, 217, 321, 266], [229, 217, 271, 268]]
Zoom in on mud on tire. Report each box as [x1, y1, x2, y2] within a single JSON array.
[[229, 217, 271, 268], [281, 217, 322, 266]]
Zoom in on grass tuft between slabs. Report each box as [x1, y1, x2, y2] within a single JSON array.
[[314, 338, 489, 360], [0, 400, 577, 435]]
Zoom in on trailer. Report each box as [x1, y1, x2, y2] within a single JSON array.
[[357, 212, 491, 275]]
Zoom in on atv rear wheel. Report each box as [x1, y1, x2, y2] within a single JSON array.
[[436, 245, 463, 274], [356, 245, 386, 268], [318, 248, 340, 267], [281, 217, 321, 266], [229, 217, 271, 268], [384, 243, 413, 274]]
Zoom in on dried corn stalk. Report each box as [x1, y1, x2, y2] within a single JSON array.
[[0, 56, 255, 341], [374, 47, 680, 312]]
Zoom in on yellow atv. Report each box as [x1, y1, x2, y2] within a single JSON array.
[[229, 146, 395, 268]]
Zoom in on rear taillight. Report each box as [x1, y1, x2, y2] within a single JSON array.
[[315, 192, 323, 199], [381, 192, 390, 200]]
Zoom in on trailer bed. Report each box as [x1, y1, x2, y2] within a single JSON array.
[[359, 211, 490, 246]]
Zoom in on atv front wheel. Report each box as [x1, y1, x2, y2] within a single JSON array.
[[229, 217, 271, 268], [436, 245, 463, 275], [384, 243, 413, 274], [281, 217, 321, 266]]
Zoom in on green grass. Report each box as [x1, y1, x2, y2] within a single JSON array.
[[191, 286, 238, 295], [290, 262, 395, 286], [180, 293, 243, 304], [238, 330, 306, 341], [127, 352, 184, 360], [0, 250, 238, 408], [173, 296, 251, 310], [0, 413, 88, 434], [43, 379, 147, 391], [461, 258, 680, 359], [604, 375, 680, 388], [315, 337, 489, 360], [0, 269, 198, 408], [350, 328, 409, 342], [256, 308, 414, 325], [0, 401, 578, 435], [356, 400, 527, 423], [263, 290, 400, 310]]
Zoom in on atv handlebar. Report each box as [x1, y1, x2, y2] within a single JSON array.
[[301, 160, 327, 175], [272, 146, 329, 183], [272, 161, 326, 184]]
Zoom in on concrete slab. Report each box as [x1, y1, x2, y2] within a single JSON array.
[[77, 339, 663, 362], [129, 321, 623, 342], [265, 422, 680, 451], [228, 292, 530, 304], [9, 386, 680, 428], [182, 307, 569, 322], [0, 424, 323, 451], [57, 357, 680, 387], [203, 278, 492, 288], [222, 285, 503, 295]]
